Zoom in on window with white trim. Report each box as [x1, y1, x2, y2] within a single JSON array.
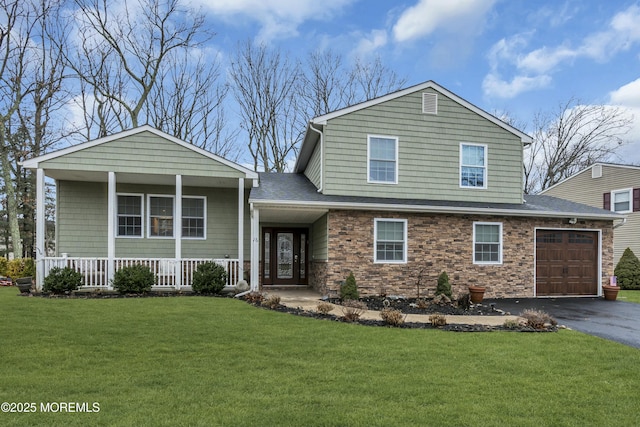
[[611, 188, 632, 213], [460, 143, 487, 188], [473, 222, 502, 264], [182, 196, 206, 238], [368, 135, 398, 184], [148, 195, 174, 238], [374, 219, 407, 263], [117, 194, 143, 237]]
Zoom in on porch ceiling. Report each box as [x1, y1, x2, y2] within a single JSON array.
[[258, 206, 328, 224], [44, 169, 254, 188]]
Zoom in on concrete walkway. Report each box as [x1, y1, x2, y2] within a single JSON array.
[[267, 288, 521, 326]]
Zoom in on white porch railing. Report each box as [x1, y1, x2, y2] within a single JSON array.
[[42, 257, 241, 289]]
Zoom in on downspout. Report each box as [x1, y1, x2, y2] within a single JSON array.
[[613, 217, 627, 229], [308, 123, 323, 193]]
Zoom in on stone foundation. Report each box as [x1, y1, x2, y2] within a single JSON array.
[[309, 260, 329, 295], [324, 210, 614, 299]]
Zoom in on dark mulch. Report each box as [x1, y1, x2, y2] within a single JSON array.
[[249, 298, 558, 332], [329, 296, 506, 316]]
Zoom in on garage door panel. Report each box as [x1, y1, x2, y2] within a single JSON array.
[[536, 230, 598, 296]]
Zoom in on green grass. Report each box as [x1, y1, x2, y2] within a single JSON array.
[[1, 287, 639, 426], [619, 289, 640, 304]]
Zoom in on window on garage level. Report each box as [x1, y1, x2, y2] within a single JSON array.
[[473, 222, 502, 264], [374, 219, 407, 263]]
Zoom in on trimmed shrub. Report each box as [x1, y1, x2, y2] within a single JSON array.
[[7, 258, 35, 279], [340, 272, 359, 301], [316, 302, 334, 315], [380, 308, 405, 327], [112, 265, 155, 294], [191, 262, 227, 294], [615, 247, 640, 290], [429, 313, 447, 326], [43, 267, 82, 294], [341, 300, 367, 322], [435, 271, 452, 298], [244, 292, 264, 305], [520, 309, 557, 330]]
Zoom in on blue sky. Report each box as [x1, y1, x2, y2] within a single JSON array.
[[194, 0, 640, 164]]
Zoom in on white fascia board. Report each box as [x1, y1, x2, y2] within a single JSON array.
[[250, 199, 622, 221]]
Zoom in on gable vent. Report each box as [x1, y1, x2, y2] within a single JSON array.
[[592, 164, 602, 178], [422, 92, 437, 114]]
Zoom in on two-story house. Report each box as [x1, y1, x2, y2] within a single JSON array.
[[541, 163, 640, 265], [250, 81, 622, 298], [25, 81, 622, 298]]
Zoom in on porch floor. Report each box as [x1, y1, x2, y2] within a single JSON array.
[[264, 288, 520, 326]]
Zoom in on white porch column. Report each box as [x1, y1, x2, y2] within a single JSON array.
[[35, 168, 45, 290], [107, 172, 116, 289], [175, 175, 182, 289], [250, 204, 259, 291], [237, 178, 244, 285]]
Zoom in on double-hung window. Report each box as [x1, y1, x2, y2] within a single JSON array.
[[182, 196, 206, 239], [460, 143, 487, 188], [374, 219, 407, 263], [611, 188, 632, 213], [117, 194, 143, 237], [368, 135, 398, 184], [473, 222, 502, 264], [148, 195, 174, 238]]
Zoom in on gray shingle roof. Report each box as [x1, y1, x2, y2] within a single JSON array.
[[250, 173, 622, 220]]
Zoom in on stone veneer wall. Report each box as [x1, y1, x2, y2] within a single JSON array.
[[324, 210, 614, 298], [309, 260, 328, 294]]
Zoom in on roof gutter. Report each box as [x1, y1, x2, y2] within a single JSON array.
[[308, 123, 323, 193], [613, 217, 627, 229], [250, 199, 622, 221]]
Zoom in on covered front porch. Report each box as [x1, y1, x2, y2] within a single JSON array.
[[23, 126, 259, 291]]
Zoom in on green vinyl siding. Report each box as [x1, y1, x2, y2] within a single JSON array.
[[56, 181, 251, 260], [321, 88, 523, 204], [40, 131, 245, 179], [57, 181, 108, 257], [304, 141, 322, 189], [311, 214, 328, 261]]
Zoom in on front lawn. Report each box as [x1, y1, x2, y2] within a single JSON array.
[[619, 289, 640, 304], [1, 287, 639, 426]]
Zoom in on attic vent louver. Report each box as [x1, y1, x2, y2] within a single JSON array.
[[422, 92, 437, 114], [592, 164, 602, 178]]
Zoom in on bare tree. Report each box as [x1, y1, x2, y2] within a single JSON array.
[[229, 40, 303, 172], [524, 98, 632, 193], [300, 50, 406, 119], [146, 49, 238, 159], [67, 0, 210, 138], [0, 0, 69, 258]]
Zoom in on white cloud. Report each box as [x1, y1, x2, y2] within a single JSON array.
[[195, 0, 354, 41], [484, 4, 640, 99], [609, 78, 640, 165], [353, 29, 388, 57], [392, 0, 495, 43], [482, 74, 551, 100]]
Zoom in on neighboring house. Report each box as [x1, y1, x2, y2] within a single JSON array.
[[541, 163, 640, 265], [25, 81, 623, 298]]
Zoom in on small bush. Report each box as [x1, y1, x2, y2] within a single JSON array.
[[341, 300, 367, 322], [316, 302, 334, 315], [380, 308, 405, 327], [429, 313, 447, 326], [435, 271, 452, 297], [264, 295, 281, 309], [340, 272, 359, 300], [245, 292, 264, 305], [456, 293, 471, 310], [503, 319, 522, 330], [112, 264, 155, 294], [614, 247, 640, 290], [0, 257, 8, 276], [7, 258, 35, 279], [43, 267, 82, 294], [192, 262, 227, 294], [416, 299, 429, 309], [520, 309, 557, 330]]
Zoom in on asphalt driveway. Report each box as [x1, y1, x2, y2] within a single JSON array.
[[486, 297, 640, 349]]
